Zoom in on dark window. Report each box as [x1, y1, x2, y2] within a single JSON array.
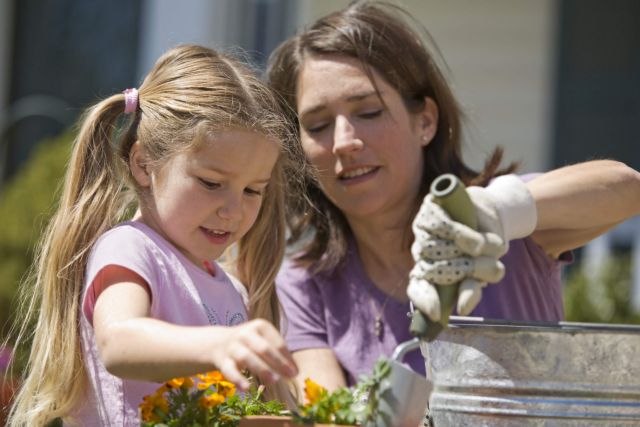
[[3, 0, 141, 180], [552, 0, 640, 170]]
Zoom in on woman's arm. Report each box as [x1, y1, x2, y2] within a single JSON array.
[[290, 348, 347, 400], [528, 160, 640, 258], [93, 282, 297, 390]]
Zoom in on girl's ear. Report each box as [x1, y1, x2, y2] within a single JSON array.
[[416, 97, 439, 147], [129, 141, 151, 187]]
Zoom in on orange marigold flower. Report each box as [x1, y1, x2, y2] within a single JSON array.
[[139, 399, 155, 422], [197, 370, 225, 389], [140, 405, 159, 423], [153, 394, 169, 414], [139, 392, 169, 422], [166, 376, 194, 389], [199, 392, 225, 409], [304, 378, 327, 405], [184, 376, 195, 389], [216, 380, 236, 398]]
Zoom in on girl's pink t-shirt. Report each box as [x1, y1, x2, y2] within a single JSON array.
[[71, 221, 248, 427]]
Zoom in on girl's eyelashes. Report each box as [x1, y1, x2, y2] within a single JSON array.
[[199, 177, 264, 196], [244, 187, 263, 196]]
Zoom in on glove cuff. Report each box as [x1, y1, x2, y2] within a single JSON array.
[[485, 174, 537, 240]]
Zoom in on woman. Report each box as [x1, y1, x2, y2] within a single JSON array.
[[267, 0, 640, 393]]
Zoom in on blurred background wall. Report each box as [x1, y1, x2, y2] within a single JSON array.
[[0, 0, 638, 323], [2, 0, 639, 178]]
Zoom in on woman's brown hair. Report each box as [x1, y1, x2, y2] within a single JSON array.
[[267, 0, 516, 272]]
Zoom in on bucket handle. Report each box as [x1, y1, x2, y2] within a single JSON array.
[[391, 337, 421, 362]]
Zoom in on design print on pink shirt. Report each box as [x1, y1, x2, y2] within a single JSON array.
[[202, 303, 246, 326]]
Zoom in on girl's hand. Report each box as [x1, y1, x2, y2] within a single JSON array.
[[209, 319, 298, 390]]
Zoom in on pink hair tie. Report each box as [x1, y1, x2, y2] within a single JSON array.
[[123, 88, 139, 114]]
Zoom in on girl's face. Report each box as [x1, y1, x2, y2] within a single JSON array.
[[295, 54, 437, 222], [132, 129, 279, 267]]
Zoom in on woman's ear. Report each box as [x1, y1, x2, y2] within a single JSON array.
[[129, 141, 151, 187], [417, 97, 439, 147]]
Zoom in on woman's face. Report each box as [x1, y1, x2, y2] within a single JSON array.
[[296, 54, 437, 222]]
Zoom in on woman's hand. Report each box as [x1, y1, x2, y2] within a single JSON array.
[[408, 195, 506, 320], [289, 348, 347, 400], [207, 319, 298, 390], [408, 174, 537, 320]]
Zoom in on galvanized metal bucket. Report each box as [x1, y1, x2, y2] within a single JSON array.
[[421, 316, 640, 426]]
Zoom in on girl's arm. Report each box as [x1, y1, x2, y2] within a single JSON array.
[[289, 348, 347, 399], [92, 281, 298, 390], [528, 160, 640, 258]]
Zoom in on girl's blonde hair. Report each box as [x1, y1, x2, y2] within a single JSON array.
[[7, 44, 301, 426]]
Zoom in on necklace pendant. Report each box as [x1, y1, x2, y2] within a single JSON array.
[[374, 316, 383, 339]]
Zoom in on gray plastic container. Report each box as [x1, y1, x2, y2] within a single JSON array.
[[422, 317, 640, 426]]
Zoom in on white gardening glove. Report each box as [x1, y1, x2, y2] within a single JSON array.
[[408, 174, 537, 321]]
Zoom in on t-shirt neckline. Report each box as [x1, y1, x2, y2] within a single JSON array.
[[122, 220, 221, 281], [347, 238, 409, 308]]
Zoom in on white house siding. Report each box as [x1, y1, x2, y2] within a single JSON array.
[[137, 0, 220, 78]]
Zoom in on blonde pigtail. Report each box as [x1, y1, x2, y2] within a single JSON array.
[[7, 95, 135, 426]]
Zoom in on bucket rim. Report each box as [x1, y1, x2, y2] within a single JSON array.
[[448, 316, 640, 333]]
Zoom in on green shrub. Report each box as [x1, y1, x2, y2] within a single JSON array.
[[564, 254, 640, 324], [0, 132, 72, 339]]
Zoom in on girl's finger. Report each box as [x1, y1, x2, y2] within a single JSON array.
[[219, 357, 250, 391], [244, 334, 297, 380], [231, 343, 281, 385], [248, 321, 298, 377]]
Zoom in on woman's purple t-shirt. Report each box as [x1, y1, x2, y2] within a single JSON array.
[[276, 236, 570, 385]]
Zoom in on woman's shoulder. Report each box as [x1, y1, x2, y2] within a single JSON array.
[[277, 256, 315, 285], [277, 252, 359, 301], [277, 255, 340, 290]]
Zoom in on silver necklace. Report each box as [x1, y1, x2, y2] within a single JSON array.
[[370, 279, 406, 340]]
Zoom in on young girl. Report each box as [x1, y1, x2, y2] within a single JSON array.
[[7, 44, 300, 426]]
